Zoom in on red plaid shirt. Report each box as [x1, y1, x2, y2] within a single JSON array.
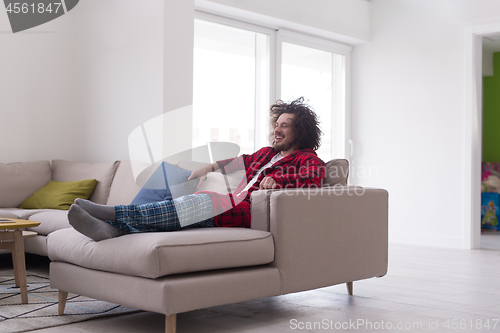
[[198, 146, 325, 228]]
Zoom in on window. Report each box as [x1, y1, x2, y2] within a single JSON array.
[[279, 36, 348, 161], [193, 17, 270, 155], [193, 12, 350, 161]]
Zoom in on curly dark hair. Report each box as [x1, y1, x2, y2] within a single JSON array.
[[268, 97, 322, 151]]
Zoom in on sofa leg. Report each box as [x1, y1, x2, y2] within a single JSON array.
[[165, 313, 176, 333], [58, 290, 68, 315], [346, 282, 353, 295]]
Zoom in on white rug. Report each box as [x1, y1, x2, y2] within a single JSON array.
[[0, 272, 139, 333]]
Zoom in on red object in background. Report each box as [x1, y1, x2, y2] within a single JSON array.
[[482, 162, 500, 180]]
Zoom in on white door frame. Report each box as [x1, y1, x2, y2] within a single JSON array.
[[465, 22, 500, 249]]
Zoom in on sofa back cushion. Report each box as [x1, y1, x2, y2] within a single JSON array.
[[323, 159, 349, 186], [0, 161, 52, 208], [106, 161, 144, 205], [131, 162, 200, 203], [177, 160, 245, 194], [107, 160, 247, 206], [51, 160, 120, 204]]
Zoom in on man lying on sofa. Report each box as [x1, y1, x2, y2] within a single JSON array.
[[68, 97, 326, 241]]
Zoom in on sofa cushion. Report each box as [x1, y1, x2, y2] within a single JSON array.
[[27, 210, 71, 236], [47, 227, 275, 279], [132, 162, 198, 204], [178, 160, 245, 194], [323, 159, 349, 186], [106, 160, 245, 205], [0, 208, 53, 220], [19, 179, 98, 210], [0, 161, 51, 208], [106, 161, 143, 205], [0, 209, 21, 219], [51, 160, 120, 204]]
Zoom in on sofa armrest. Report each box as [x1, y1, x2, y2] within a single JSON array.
[[264, 186, 388, 294], [250, 189, 278, 231]]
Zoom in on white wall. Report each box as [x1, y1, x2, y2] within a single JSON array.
[[351, 0, 500, 248], [163, 0, 194, 159], [71, 0, 164, 162], [0, 5, 75, 163], [1, 0, 369, 164], [482, 36, 500, 76], [201, 0, 370, 44], [0, 0, 165, 164], [483, 42, 494, 77]]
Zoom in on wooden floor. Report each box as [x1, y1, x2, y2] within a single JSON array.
[[10, 241, 500, 332]]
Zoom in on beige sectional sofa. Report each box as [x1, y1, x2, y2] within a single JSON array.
[[0, 160, 122, 256], [0, 159, 388, 333]]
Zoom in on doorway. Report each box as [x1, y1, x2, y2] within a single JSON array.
[[467, 23, 500, 249], [480, 34, 500, 250]]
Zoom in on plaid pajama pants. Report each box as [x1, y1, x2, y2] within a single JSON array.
[[107, 193, 215, 234]]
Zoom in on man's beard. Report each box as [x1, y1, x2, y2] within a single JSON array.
[[273, 140, 294, 152]]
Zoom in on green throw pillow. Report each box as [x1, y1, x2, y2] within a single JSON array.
[[19, 179, 98, 210]]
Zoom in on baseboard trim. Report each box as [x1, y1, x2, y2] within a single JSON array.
[[389, 232, 466, 249]]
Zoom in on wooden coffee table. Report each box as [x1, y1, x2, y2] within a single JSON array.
[[0, 218, 40, 304]]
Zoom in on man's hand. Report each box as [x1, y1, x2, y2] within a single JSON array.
[[259, 176, 278, 189], [188, 164, 213, 188]]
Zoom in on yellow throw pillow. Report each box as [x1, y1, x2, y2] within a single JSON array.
[[19, 179, 98, 210]]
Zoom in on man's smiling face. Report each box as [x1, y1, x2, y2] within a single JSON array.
[[273, 113, 296, 156]]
